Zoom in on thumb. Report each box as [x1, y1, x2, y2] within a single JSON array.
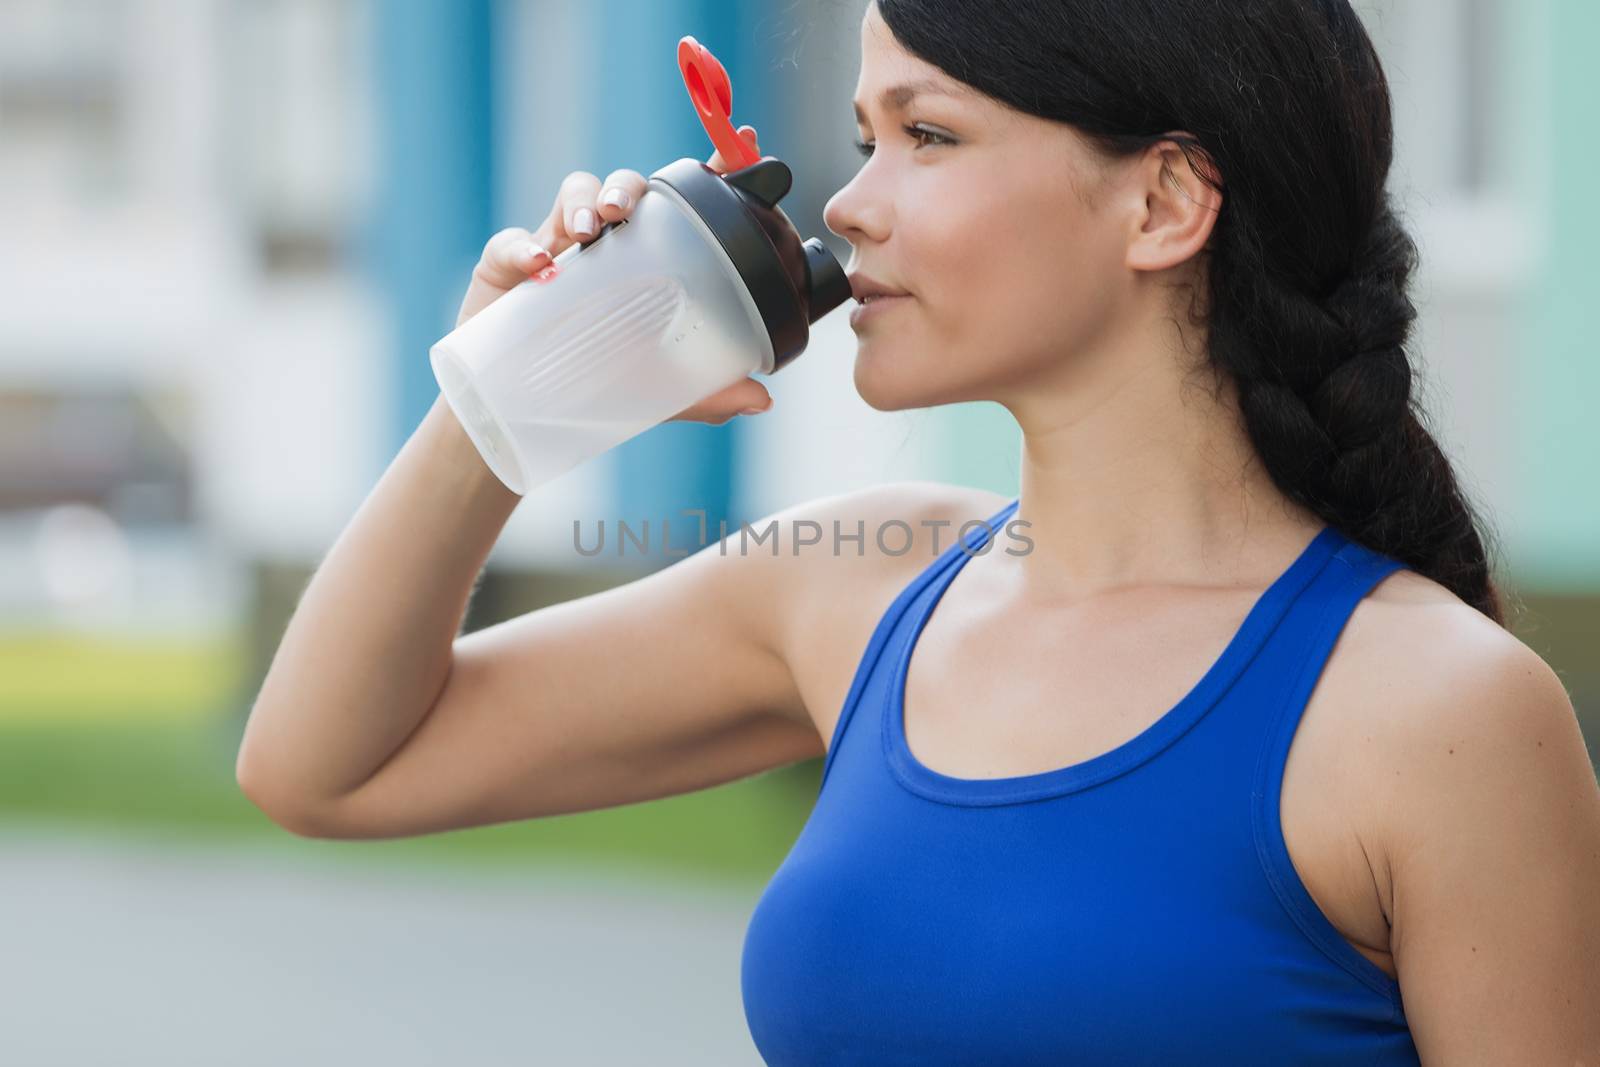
[[718, 376, 773, 412], [670, 377, 774, 423], [707, 125, 761, 174]]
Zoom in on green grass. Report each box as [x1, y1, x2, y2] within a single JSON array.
[[0, 632, 246, 723], [0, 716, 823, 887], [0, 630, 824, 887]]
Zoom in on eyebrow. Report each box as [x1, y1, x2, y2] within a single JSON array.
[[852, 79, 972, 124]]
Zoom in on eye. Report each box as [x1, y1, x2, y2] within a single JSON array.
[[853, 124, 954, 158]]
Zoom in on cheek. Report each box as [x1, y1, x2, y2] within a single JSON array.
[[918, 202, 1116, 364], [1003, 217, 1118, 333], [900, 194, 1002, 336]]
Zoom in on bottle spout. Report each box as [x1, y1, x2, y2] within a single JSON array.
[[802, 238, 851, 325]]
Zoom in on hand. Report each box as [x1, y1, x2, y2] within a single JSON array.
[[454, 125, 775, 426]]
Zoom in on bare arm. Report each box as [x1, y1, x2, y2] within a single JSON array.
[[264, 496, 824, 840], [238, 476, 1011, 841], [234, 453, 856, 841], [234, 394, 521, 814], [237, 127, 790, 833], [1384, 625, 1600, 1062]]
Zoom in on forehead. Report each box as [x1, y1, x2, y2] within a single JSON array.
[[852, 4, 979, 119]]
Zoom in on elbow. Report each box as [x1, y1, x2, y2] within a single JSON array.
[[235, 754, 349, 841], [235, 776, 326, 839]]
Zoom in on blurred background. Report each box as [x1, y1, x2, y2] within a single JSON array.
[[0, 0, 1594, 1063]]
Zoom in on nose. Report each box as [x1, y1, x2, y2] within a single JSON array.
[[823, 165, 887, 247]]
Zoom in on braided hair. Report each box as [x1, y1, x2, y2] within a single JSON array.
[[873, 0, 1512, 625]]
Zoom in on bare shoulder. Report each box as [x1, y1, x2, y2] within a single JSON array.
[[737, 480, 1014, 741], [1334, 566, 1578, 769], [785, 476, 1008, 584], [774, 478, 1013, 532], [1330, 564, 1596, 881], [1341, 566, 1574, 750], [1334, 570, 1600, 1057], [745, 478, 1013, 599]]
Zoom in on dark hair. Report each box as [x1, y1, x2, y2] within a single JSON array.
[[873, 0, 1512, 626]]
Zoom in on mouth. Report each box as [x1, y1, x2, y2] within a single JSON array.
[[848, 292, 910, 328], [846, 271, 912, 304]]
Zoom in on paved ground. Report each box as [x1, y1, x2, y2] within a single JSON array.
[[0, 822, 768, 1065]]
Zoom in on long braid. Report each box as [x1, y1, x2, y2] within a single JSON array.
[[874, 0, 1516, 627], [1212, 196, 1510, 624]]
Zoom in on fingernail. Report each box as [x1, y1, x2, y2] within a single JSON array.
[[573, 208, 596, 237], [523, 241, 548, 263], [601, 188, 630, 211], [739, 405, 769, 416]]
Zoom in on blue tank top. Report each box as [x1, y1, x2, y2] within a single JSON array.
[[741, 496, 1420, 1065]]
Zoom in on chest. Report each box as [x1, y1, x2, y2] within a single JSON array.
[[794, 579, 1400, 983]]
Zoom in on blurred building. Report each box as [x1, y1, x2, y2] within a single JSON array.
[[0, 0, 384, 640], [0, 0, 1595, 727]]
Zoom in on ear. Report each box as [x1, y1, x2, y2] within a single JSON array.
[[1125, 136, 1223, 273]]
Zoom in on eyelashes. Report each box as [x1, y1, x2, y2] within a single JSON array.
[[852, 124, 955, 158]]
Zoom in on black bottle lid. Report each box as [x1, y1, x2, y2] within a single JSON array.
[[652, 155, 851, 374]]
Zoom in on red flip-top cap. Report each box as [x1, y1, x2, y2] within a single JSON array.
[[678, 35, 761, 171]]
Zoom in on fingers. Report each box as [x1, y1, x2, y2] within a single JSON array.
[[718, 376, 773, 413], [595, 169, 649, 224], [706, 125, 760, 175], [669, 377, 774, 425], [533, 167, 652, 261], [532, 127, 762, 269], [532, 171, 599, 256], [471, 226, 552, 292], [460, 136, 761, 330]]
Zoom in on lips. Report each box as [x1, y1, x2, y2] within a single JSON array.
[[847, 272, 910, 303], [848, 291, 909, 329]]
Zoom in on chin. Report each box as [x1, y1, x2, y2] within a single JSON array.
[[851, 358, 952, 413], [851, 362, 909, 413]]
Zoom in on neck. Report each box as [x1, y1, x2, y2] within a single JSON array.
[[997, 327, 1323, 605]]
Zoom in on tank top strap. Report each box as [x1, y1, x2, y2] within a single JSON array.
[[1250, 534, 1411, 1005], [815, 494, 1021, 795]]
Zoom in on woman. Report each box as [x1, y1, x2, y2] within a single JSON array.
[[236, 0, 1600, 1062]]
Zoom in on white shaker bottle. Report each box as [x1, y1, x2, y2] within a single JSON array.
[[428, 37, 850, 496]]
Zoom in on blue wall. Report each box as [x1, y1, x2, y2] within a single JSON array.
[[366, 1, 497, 455], [369, 0, 790, 565]]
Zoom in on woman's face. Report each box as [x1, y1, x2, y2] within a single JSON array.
[[824, 3, 1138, 411]]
